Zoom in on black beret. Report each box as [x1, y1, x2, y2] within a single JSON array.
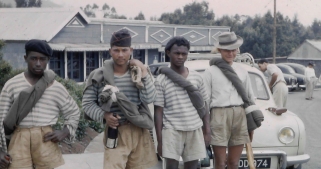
[[25, 39, 53, 57], [110, 29, 131, 47]]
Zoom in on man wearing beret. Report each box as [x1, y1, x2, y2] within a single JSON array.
[[0, 39, 80, 169], [82, 29, 158, 168]]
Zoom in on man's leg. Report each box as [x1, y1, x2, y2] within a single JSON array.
[[227, 145, 244, 169], [184, 160, 199, 169], [273, 83, 285, 108], [305, 79, 312, 99], [104, 124, 132, 169], [212, 146, 227, 169], [126, 125, 157, 169], [165, 158, 179, 169]]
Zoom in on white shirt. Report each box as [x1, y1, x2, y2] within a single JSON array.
[[266, 64, 286, 86], [305, 67, 316, 79], [203, 62, 255, 108]]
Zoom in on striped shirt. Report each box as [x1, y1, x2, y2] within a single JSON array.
[[82, 70, 156, 124], [0, 73, 80, 151], [154, 70, 209, 131]]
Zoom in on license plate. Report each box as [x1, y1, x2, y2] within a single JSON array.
[[239, 158, 271, 168]]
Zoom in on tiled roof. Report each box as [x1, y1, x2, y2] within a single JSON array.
[[0, 8, 89, 41]]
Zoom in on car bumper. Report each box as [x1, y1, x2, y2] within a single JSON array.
[[287, 83, 298, 89], [240, 149, 310, 169], [299, 84, 306, 88]]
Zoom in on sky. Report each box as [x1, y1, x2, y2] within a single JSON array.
[[51, 0, 321, 26]]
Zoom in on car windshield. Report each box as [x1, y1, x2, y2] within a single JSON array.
[[248, 72, 269, 100]]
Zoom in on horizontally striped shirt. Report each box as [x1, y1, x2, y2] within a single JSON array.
[[154, 69, 209, 131], [82, 70, 156, 124], [0, 73, 80, 152]]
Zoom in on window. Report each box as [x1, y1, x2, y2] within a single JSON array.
[[67, 52, 84, 82], [50, 51, 64, 78], [86, 52, 99, 77], [249, 73, 269, 100]]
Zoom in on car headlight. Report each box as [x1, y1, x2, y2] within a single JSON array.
[[278, 127, 295, 144]]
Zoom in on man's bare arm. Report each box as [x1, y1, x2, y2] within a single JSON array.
[[269, 73, 278, 89], [154, 105, 163, 157]]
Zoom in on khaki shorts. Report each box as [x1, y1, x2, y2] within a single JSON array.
[[8, 126, 64, 169], [210, 107, 250, 147], [162, 128, 206, 162], [103, 123, 157, 169]]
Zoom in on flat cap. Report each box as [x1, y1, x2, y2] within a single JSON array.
[[25, 39, 53, 57], [110, 29, 131, 47]]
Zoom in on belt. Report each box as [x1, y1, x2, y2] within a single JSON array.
[[212, 105, 243, 109], [118, 120, 130, 126], [272, 81, 286, 88]]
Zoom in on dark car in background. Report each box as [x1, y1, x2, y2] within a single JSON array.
[[149, 62, 169, 77], [283, 63, 306, 75], [276, 64, 306, 90]]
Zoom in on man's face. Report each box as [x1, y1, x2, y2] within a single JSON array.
[[258, 63, 267, 72], [109, 46, 132, 66], [166, 44, 188, 67], [24, 51, 49, 76], [219, 48, 237, 64]]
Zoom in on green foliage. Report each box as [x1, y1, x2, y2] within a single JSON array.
[[214, 11, 317, 58], [0, 61, 25, 91], [159, 1, 215, 25], [15, 0, 41, 7], [54, 77, 103, 140], [134, 12, 145, 20]]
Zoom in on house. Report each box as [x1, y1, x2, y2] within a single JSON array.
[[0, 8, 230, 82], [287, 39, 321, 77]]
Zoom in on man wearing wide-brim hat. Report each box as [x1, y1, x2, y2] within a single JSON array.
[[203, 32, 260, 169]]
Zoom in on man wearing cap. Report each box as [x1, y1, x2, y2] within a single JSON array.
[[0, 39, 80, 169], [203, 32, 258, 169], [258, 59, 288, 107], [82, 29, 157, 169], [304, 62, 317, 100]]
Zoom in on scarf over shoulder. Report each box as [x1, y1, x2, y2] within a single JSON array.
[[84, 60, 154, 129], [158, 66, 207, 119], [209, 58, 264, 132], [3, 70, 56, 136]]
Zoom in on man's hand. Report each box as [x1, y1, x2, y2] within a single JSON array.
[[129, 59, 147, 77], [104, 112, 121, 129], [44, 127, 70, 143], [157, 141, 162, 158], [249, 130, 254, 142], [0, 150, 10, 169]]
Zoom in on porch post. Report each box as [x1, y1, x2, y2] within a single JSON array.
[[64, 50, 67, 79], [83, 51, 87, 82]]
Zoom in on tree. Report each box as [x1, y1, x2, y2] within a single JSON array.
[[102, 3, 109, 10], [15, 0, 42, 8], [159, 1, 215, 25], [134, 12, 145, 20]]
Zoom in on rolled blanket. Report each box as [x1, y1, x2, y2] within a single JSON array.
[[158, 66, 206, 119], [209, 58, 264, 131], [130, 65, 144, 89], [99, 85, 119, 112]]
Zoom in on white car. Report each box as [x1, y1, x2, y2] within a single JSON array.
[[151, 54, 310, 169]]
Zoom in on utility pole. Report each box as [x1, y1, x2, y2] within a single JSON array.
[[273, 0, 276, 63]]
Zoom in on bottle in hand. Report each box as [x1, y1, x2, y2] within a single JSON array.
[[106, 113, 118, 149]]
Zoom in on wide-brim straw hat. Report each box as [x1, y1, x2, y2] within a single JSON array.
[[214, 32, 243, 50]]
